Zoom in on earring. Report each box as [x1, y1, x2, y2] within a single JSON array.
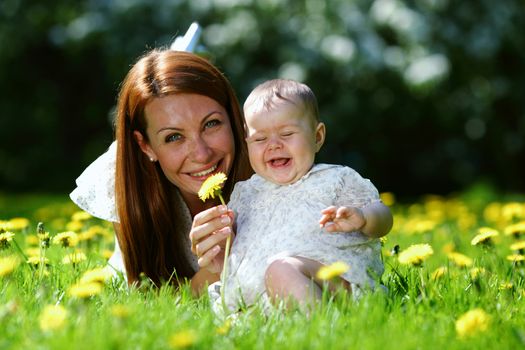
[[149, 157, 156, 162]]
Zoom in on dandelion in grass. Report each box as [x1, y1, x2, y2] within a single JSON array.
[[62, 251, 87, 265], [110, 305, 131, 318], [66, 220, 83, 232], [469, 267, 486, 280], [25, 234, 39, 246], [471, 227, 499, 246], [447, 252, 473, 268], [317, 261, 350, 280], [0, 230, 15, 250], [7, 217, 30, 231], [27, 256, 49, 266], [431, 266, 447, 280], [71, 210, 92, 222], [80, 267, 113, 284], [504, 221, 525, 238], [499, 282, 513, 291], [398, 243, 433, 266], [441, 242, 455, 253], [501, 202, 524, 222], [510, 240, 525, 253], [53, 231, 79, 248], [380, 192, 396, 206], [455, 308, 490, 338], [216, 319, 232, 335], [37, 222, 50, 248], [506, 254, 524, 263], [0, 256, 20, 277], [169, 329, 198, 348], [39, 305, 68, 332], [68, 282, 103, 298]]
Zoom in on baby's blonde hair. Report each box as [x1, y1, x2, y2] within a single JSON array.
[[243, 79, 319, 126]]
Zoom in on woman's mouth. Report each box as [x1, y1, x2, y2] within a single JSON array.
[[189, 163, 218, 177]]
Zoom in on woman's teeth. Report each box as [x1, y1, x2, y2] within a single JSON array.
[[191, 164, 218, 177]]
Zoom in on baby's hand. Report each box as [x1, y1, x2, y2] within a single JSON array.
[[319, 206, 366, 233]]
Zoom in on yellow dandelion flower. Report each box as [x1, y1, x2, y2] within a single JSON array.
[[102, 249, 113, 259], [504, 221, 525, 237], [431, 266, 447, 280], [0, 256, 20, 277], [7, 217, 30, 231], [398, 244, 434, 266], [198, 172, 227, 202], [66, 220, 84, 232], [455, 308, 490, 338], [447, 252, 473, 268], [62, 251, 87, 264], [25, 247, 41, 257], [71, 211, 92, 221], [510, 240, 525, 251], [380, 192, 396, 206], [441, 242, 456, 254], [53, 231, 79, 248], [471, 227, 499, 246], [27, 256, 49, 266], [39, 304, 68, 331], [25, 234, 39, 246], [502, 202, 524, 222], [80, 267, 113, 284], [404, 219, 437, 235], [499, 282, 513, 290], [68, 282, 103, 298], [0, 231, 15, 249], [169, 330, 198, 348], [506, 254, 525, 263], [469, 267, 486, 280], [215, 319, 232, 335], [110, 304, 131, 318], [316, 261, 350, 280], [483, 202, 501, 223]]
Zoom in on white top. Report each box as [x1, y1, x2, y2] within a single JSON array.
[[69, 141, 199, 277], [222, 164, 384, 309]]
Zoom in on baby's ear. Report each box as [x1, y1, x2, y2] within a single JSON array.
[[314, 122, 326, 152]]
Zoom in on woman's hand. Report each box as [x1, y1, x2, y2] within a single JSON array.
[[189, 205, 234, 274]]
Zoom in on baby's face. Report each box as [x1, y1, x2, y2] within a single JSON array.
[[245, 102, 324, 185]]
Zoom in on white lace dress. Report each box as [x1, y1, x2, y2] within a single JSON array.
[[69, 141, 198, 277], [221, 163, 384, 310]]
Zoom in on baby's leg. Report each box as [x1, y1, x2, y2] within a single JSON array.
[[264, 256, 349, 308]]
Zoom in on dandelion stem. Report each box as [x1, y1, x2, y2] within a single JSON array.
[[217, 194, 231, 315]]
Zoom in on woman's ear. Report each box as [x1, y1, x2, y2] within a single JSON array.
[[133, 130, 157, 162], [314, 122, 326, 152]]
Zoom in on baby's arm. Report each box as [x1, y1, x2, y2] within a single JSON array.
[[319, 201, 393, 238]]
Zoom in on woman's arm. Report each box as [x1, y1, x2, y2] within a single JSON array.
[[190, 269, 220, 296]]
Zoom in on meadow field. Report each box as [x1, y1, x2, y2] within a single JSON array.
[[1, 188, 524, 349]]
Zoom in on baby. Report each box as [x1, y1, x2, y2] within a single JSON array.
[[215, 79, 393, 312]]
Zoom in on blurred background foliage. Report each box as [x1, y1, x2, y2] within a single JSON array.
[[0, 0, 524, 199]]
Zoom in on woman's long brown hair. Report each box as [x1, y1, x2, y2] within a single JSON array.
[[114, 50, 252, 286]]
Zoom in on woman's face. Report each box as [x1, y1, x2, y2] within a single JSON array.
[[135, 93, 235, 201]]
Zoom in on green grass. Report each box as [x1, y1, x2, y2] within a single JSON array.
[[1, 191, 525, 349]]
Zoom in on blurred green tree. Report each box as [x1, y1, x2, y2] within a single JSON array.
[[0, 0, 523, 197]]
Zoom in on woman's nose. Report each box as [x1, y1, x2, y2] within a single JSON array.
[[189, 136, 213, 162]]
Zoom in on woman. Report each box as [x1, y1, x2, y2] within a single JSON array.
[[71, 49, 252, 291]]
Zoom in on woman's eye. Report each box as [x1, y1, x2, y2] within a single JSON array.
[[281, 132, 294, 137], [255, 137, 267, 142], [166, 133, 182, 143], [204, 119, 220, 129]]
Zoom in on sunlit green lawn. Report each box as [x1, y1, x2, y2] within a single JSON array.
[[1, 188, 524, 349]]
